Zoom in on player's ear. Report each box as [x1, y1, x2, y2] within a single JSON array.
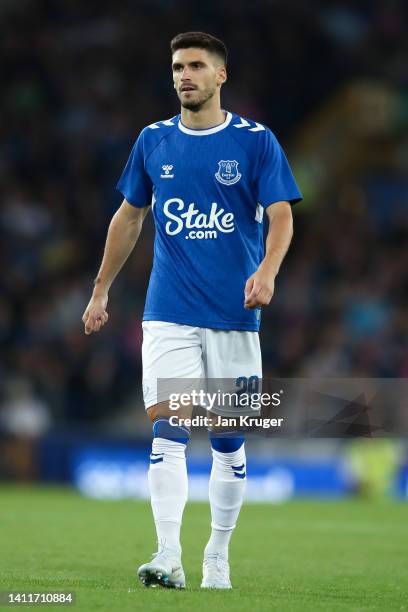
[[217, 66, 227, 86]]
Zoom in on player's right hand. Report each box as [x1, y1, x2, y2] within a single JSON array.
[[82, 293, 109, 335]]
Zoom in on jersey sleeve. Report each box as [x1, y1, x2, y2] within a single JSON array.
[[255, 129, 302, 207], [116, 130, 152, 207]]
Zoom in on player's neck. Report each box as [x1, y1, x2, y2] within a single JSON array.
[[180, 105, 226, 131]]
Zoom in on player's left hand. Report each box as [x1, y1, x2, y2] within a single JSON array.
[[244, 265, 276, 309]]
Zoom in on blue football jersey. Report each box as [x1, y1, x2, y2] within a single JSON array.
[[116, 111, 302, 332]]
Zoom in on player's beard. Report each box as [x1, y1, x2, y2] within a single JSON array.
[[179, 84, 216, 112]]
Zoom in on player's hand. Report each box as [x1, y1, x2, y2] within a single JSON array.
[[244, 265, 276, 310], [82, 293, 109, 335]]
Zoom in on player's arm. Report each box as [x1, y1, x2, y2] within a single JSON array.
[[244, 201, 293, 310], [82, 199, 150, 334]]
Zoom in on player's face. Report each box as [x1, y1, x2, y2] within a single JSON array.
[[172, 48, 226, 112]]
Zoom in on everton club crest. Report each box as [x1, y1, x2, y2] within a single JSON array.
[[215, 160, 241, 186]]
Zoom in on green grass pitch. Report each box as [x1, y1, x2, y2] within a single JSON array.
[[0, 485, 407, 611]]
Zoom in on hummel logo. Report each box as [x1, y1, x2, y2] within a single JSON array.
[[161, 164, 174, 178]]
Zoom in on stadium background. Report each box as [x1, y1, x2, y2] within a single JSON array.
[[0, 0, 407, 502]]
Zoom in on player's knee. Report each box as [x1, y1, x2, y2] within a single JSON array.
[[147, 400, 192, 423], [147, 401, 169, 423]]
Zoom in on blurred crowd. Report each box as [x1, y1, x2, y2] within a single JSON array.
[[0, 0, 407, 433]]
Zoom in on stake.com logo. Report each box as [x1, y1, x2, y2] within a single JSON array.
[[163, 197, 235, 240]]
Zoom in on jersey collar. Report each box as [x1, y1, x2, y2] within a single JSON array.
[[178, 111, 232, 136]]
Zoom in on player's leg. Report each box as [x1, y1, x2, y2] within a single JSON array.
[[201, 432, 246, 588], [201, 328, 262, 589], [137, 322, 203, 588], [138, 401, 192, 588]]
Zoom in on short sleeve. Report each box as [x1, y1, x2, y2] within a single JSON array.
[[116, 130, 152, 207], [256, 129, 302, 207]]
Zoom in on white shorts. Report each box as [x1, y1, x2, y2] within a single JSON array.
[[142, 321, 262, 411]]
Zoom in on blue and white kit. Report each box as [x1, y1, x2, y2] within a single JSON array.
[[117, 111, 302, 407]]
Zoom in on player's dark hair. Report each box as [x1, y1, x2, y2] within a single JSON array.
[[170, 32, 227, 67]]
